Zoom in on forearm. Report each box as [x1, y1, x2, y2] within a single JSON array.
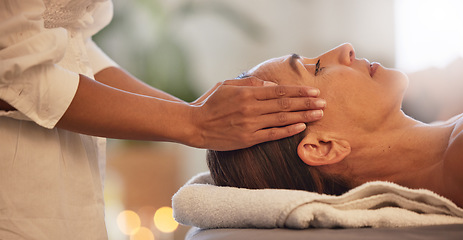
[[94, 66, 184, 102], [56, 74, 197, 144], [0, 66, 181, 116], [5, 72, 325, 150]]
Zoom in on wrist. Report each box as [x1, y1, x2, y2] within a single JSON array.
[[180, 104, 206, 148]]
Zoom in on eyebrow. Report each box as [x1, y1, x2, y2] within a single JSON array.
[[289, 53, 301, 76]]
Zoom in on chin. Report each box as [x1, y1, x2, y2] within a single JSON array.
[[383, 67, 409, 94], [395, 69, 409, 91]]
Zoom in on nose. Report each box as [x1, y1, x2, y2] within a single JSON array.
[[336, 43, 355, 66], [318, 43, 355, 66]]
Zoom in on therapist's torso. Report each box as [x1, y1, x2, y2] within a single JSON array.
[[0, 0, 115, 239]]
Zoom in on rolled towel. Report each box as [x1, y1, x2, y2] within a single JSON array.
[[172, 172, 463, 229]]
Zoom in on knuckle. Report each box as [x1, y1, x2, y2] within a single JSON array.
[[267, 128, 278, 140], [306, 99, 312, 108], [248, 77, 261, 86], [274, 86, 286, 96], [240, 104, 255, 115], [236, 117, 253, 129], [301, 111, 310, 120], [284, 126, 293, 136], [288, 125, 295, 135], [241, 119, 253, 129], [237, 88, 253, 100], [277, 98, 291, 109], [277, 112, 288, 123]]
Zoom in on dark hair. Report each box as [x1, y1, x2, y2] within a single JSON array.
[[206, 131, 350, 196]]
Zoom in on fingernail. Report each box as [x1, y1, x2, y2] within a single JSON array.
[[294, 123, 307, 132], [307, 88, 320, 97], [263, 81, 277, 86], [314, 99, 326, 108], [311, 110, 323, 119]]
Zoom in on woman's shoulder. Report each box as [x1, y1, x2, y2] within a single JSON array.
[[441, 114, 463, 207], [439, 113, 463, 173]]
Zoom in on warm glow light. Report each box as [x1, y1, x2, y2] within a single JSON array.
[[117, 210, 141, 235], [130, 227, 155, 240], [153, 207, 179, 233]]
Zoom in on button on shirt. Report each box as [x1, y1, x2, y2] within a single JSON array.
[[0, 0, 118, 239]]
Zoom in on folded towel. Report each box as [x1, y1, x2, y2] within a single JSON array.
[[172, 172, 463, 229]]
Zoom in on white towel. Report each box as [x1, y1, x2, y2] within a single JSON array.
[[172, 172, 463, 229]]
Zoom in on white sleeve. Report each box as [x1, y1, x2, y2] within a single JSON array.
[[83, 0, 119, 74], [85, 39, 118, 74], [0, 0, 79, 128]]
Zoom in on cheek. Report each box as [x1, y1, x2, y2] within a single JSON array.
[[373, 69, 409, 108], [317, 69, 409, 132], [320, 72, 373, 104], [318, 83, 362, 124], [319, 74, 392, 127]]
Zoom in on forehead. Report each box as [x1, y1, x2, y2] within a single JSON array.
[[247, 55, 308, 85], [247, 55, 288, 73]]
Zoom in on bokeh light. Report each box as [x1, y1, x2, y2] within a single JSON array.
[[130, 227, 155, 240], [153, 207, 179, 233], [117, 210, 141, 235]]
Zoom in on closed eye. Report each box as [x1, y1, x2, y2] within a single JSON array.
[[314, 59, 324, 76]]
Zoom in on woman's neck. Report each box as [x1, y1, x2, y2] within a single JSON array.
[[345, 111, 457, 195]]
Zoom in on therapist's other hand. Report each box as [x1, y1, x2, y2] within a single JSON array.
[[189, 77, 325, 151]]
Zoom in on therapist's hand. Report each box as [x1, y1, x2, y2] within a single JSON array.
[[189, 77, 325, 151]]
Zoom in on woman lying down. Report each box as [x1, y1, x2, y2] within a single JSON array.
[[173, 43, 463, 230], [207, 43, 463, 208]]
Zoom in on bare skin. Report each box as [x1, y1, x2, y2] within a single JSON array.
[[1, 67, 325, 150], [335, 112, 463, 208], [245, 43, 463, 207]]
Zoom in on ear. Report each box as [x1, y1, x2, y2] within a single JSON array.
[[297, 133, 351, 166]]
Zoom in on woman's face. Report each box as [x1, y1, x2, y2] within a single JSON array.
[[247, 43, 409, 133]]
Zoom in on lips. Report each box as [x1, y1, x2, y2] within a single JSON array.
[[369, 62, 379, 77], [362, 59, 381, 78]]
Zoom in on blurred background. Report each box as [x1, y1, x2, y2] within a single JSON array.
[[92, 0, 463, 239]]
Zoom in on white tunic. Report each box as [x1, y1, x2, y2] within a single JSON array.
[[0, 0, 117, 239]]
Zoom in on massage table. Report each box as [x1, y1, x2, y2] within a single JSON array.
[[185, 224, 463, 240], [173, 173, 463, 240]]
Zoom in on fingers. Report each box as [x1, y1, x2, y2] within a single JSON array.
[[224, 76, 320, 100], [215, 110, 323, 149], [247, 110, 324, 144], [256, 109, 323, 128], [223, 77, 320, 100], [252, 85, 320, 100], [251, 123, 308, 144], [229, 109, 323, 145], [254, 97, 326, 115]]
